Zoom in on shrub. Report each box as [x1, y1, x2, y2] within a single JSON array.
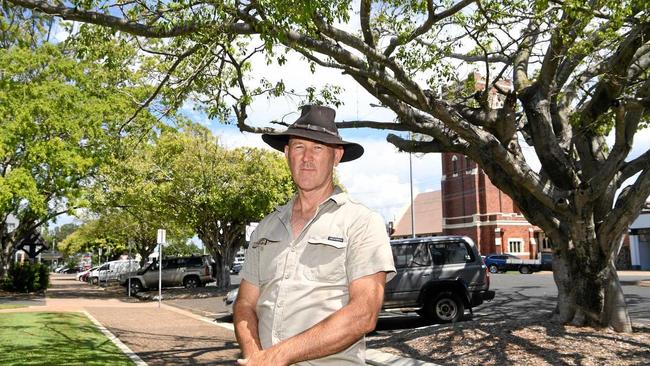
[[2, 262, 50, 292]]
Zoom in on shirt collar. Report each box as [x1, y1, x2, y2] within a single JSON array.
[[275, 186, 348, 216]]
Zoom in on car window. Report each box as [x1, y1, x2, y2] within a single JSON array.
[[187, 257, 203, 267], [429, 241, 473, 265], [391, 243, 431, 268]]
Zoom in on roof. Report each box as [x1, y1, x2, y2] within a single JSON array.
[[391, 190, 443, 238], [631, 212, 650, 230]]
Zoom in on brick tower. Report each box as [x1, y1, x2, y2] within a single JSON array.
[[440, 152, 543, 258]]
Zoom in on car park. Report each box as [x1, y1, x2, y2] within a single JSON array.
[[225, 236, 495, 324], [120, 255, 214, 293]]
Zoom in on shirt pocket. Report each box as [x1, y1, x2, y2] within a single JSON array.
[[252, 237, 283, 284], [301, 236, 347, 283]]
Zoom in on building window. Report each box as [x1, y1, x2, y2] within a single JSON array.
[[508, 239, 523, 253], [541, 237, 551, 250], [451, 155, 458, 176], [464, 156, 472, 172]]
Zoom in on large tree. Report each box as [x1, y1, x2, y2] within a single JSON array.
[[8, 0, 649, 332], [0, 8, 160, 278], [154, 124, 294, 288]]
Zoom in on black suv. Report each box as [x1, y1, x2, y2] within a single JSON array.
[[383, 236, 495, 323]]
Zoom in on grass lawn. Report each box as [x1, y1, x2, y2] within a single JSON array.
[[0, 312, 134, 365], [0, 304, 26, 309]]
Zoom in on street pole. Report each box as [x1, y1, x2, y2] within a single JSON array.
[[128, 239, 132, 298], [158, 243, 162, 308], [409, 150, 416, 238], [156, 229, 166, 308]]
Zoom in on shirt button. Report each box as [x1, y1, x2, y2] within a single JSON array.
[[290, 247, 295, 252], [284, 273, 290, 279]]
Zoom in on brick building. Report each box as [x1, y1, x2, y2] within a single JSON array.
[[440, 153, 547, 258]]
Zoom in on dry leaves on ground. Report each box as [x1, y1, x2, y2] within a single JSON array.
[[368, 317, 650, 366]]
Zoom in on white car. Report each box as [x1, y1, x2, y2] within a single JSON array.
[[89, 260, 140, 285]]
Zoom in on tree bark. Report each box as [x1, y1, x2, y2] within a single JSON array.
[[552, 230, 632, 332]]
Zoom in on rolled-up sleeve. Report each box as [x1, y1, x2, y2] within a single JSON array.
[[346, 211, 396, 283]]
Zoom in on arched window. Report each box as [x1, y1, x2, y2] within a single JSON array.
[[451, 155, 458, 176]]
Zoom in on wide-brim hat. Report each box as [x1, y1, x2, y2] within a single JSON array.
[[262, 105, 364, 162]]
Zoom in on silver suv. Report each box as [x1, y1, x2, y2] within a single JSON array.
[[383, 236, 495, 323], [120, 255, 214, 293]]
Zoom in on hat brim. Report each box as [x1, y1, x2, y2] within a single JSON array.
[[262, 130, 364, 162]]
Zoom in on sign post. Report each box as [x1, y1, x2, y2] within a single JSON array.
[[156, 229, 166, 308], [127, 239, 132, 298]]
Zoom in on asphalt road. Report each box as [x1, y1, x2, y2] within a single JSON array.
[[372, 271, 650, 332], [484, 271, 650, 324]]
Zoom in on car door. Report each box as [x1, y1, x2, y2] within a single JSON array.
[[384, 243, 433, 308]]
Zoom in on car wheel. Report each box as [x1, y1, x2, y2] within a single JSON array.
[[184, 276, 200, 288], [129, 279, 143, 294], [488, 264, 499, 273], [423, 291, 465, 323], [519, 265, 531, 274]]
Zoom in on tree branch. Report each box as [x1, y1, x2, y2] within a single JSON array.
[[383, 0, 476, 57], [8, 0, 256, 38]]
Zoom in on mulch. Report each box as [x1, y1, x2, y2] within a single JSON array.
[[368, 316, 650, 366]]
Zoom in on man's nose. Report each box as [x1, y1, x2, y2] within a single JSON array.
[[302, 147, 314, 161]]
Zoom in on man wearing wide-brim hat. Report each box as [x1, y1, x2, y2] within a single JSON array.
[[234, 105, 396, 366]]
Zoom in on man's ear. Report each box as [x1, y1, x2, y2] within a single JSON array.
[[334, 146, 344, 166], [284, 144, 289, 160]]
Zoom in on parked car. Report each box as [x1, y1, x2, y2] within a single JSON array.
[[225, 236, 496, 324], [383, 236, 495, 323], [88, 260, 140, 285], [485, 253, 531, 273], [119, 255, 213, 293], [80, 266, 98, 282], [230, 262, 243, 275]]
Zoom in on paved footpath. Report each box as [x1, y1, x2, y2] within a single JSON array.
[[1, 275, 240, 365]]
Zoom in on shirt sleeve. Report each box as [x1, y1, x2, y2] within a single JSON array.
[[240, 229, 261, 287], [346, 211, 396, 283]]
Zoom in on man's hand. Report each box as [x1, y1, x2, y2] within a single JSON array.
[[236, 349, 287, 366]]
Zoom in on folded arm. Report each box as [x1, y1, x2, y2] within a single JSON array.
[[237, 271, 388, 366]]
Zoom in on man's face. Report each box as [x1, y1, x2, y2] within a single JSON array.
[[285, 137, 344, 192]]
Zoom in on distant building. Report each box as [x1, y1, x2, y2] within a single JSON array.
[[440, 152, 545, 258], [629, 203, 650, 270], [391, 191, 443, 239]]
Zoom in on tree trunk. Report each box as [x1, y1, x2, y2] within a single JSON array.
[[553, 231, 632, 332]]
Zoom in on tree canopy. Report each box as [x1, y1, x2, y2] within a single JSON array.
[[7, 0, 650, 331], [0, 7, 159, 277]]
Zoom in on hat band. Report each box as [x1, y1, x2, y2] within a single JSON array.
[[291, 123, 340, 137]]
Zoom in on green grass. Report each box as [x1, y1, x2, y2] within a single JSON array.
[[0, 304, 26, 309], [0, 312, 134, 366]]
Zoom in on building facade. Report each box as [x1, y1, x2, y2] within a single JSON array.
[[440, 152, 547, 258]]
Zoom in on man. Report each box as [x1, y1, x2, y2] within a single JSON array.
[[234, 105, 396, 366]]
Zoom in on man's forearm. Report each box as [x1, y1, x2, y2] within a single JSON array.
[[268, 297, 378, 364], [233, 301, 263, 357]]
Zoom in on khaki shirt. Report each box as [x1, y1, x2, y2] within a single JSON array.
[[240, 188, 396, 365]]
